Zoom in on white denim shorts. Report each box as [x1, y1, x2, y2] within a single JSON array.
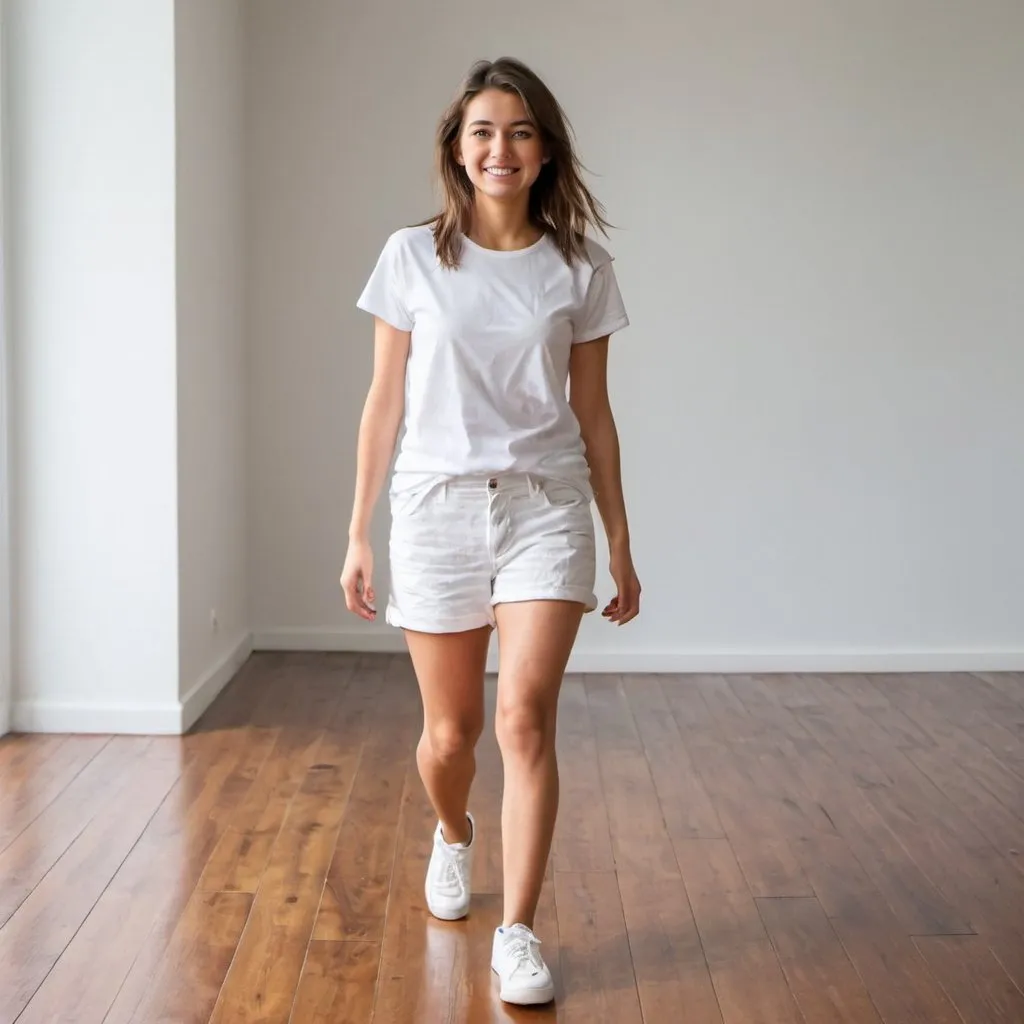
[[386, 472, 598, 633]]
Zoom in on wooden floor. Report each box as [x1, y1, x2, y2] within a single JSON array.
[[1, 656, 1024, 1023]]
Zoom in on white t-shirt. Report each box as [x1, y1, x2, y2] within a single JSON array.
[[356, 224, 629, 496]]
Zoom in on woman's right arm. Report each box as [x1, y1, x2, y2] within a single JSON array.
[[341, 317, 410, 619]]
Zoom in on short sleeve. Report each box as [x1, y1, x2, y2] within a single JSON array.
[[574, 259, 629, 343], [356, 232, 414, 332]]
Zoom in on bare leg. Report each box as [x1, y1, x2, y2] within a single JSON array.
[[404, 626, 491, 844], [492, 600, 584, 928]]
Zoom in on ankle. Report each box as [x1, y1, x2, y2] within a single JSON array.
[[440, 814, 473, 846], [500, 917, 535, 931]]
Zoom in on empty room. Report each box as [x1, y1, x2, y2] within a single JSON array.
[[2, 1, 1023, 1022]]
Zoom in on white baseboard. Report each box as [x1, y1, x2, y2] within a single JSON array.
[[252, 628, 1024, 674], [12, 632, 254, 735], [11, 697, 186, 735], [12, 627, 1020, 735], [179, 631, 254, 733]]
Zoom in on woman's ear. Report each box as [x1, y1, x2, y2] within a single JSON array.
[[454, 141, 465, 166]]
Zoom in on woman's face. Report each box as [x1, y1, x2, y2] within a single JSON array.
[[455, 88, 547, 205]]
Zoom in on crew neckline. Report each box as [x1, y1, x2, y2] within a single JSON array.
[[460, 231, 550, 257]]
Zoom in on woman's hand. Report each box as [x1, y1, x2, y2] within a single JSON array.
[[603, 544, 641, 625], [340, 538, 376, 621]]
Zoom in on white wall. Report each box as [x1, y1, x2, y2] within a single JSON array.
[[247, 0, 1024, 671], [175, 0, 250, 724], [8, 0, 183, 730], [0, 9, 11, 735]]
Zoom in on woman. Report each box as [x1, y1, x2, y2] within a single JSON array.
[[340, 56, 640, 1006]]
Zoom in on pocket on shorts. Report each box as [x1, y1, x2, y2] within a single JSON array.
[[538, 479, 591, 510], [389, 479, 442, 519]]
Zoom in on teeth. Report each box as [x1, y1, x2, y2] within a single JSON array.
[[486, 167, 516, 176]]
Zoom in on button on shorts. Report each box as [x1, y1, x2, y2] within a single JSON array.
[[385, 473, 598, 633]]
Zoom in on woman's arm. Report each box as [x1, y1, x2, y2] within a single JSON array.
[[341, 317, 410, 619], [569, 337, 641, 625]]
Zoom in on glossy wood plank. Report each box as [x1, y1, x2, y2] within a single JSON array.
[[101, 655, 334, 1024], [100, 659, 293, 1024], [555, 871, 642, 1024], [0, 735, 109, 852], [732, 674, 972, 936], [913, 934, 1024, 1023], [0, 736, 157, 927], [793, 831, 962, 1024], [0, 738, 183, 1024], [902, 741, 1024, 875], [126, 891, 254, 1024], [881, 673, 1024, 776], [664, 677, 814, 843], [584, 676, 681, 881], [673, 838, 803, 1024], [623, 674, 724, 840], [0, 733, 67, 775], [617, 874, 723, 1024], [198, 668, 358, 894], [755, 896, 882, 1023], [851, 745, 1024, 954], [15, 726, 278, 1024], [208, 755, 360, 1023], [470, 673, 508, 895], [315, 662, 421, 941], [972, 671, 1024, 711], [696, 676, 817, 897], [291, 940, 380, 1024], [552, 675, 614, 873], [828, 673, 936, 750], [867, 673, 1024, 828]]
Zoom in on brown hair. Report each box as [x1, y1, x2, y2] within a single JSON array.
[[426, 57, 612, 269]]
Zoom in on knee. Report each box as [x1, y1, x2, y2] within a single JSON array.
[[421, 719, 481, 764], [496, 701, 555, 762]]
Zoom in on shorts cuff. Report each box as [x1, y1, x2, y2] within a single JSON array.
[[491, 587, 598, 613], [385, 603, 495, 633]]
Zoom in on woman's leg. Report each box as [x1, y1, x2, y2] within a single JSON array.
[[492, 599, 584, 929], [404, 625, 492, 845]]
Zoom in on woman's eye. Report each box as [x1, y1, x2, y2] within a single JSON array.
[[470, 129, 532, 140]]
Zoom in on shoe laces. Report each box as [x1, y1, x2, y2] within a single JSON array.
[[504, 928, 544, 976], [440, 850, 468, 890]]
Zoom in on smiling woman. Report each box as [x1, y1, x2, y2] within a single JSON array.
[[340, 56, 639, 1008], [429, 58, 611, 269]]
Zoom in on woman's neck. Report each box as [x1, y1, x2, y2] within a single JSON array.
[[466, 197, 543, 252]]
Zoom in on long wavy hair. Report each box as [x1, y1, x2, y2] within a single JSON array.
[[426, 58, 612, 269]]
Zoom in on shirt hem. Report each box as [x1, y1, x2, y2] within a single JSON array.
[[573, 314, 630, 344]]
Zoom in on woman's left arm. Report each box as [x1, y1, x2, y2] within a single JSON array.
[[569, 337, 642, 625]]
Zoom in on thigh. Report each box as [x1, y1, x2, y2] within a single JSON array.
[[404, 626, 492, 735], [492, 600, 585, 712]]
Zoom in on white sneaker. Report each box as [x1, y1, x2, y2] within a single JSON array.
[[424, 812, 475, 920], [491, 923, 555, 1005]]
